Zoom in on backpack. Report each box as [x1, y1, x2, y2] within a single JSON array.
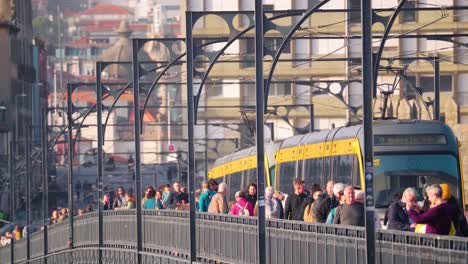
[[236, 203, 250, 216], [303, 202, 316, 222]]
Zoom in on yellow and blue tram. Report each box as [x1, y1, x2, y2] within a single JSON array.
[[208, 120, 466, 210]]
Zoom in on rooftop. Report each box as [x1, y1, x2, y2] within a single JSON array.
[[82, 4, 133, 16]]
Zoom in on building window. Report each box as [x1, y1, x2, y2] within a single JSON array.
[[400, 1, 416, 23], [269, 81, 292, 96], [308, 0, 321, 8], [241, 38, 255, 68], [348, 0, 361, 24], [405, 75, 452, 100], [206, 81, 223, 97], [420, 75, 452, 93], [265, 37, 291, 54], [404, 75, 417, 100], [264, 5, 274, 12]]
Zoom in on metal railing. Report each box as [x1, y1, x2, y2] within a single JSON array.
[[1, 210, 468, 264]]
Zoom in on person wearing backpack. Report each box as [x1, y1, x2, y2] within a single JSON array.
[[199, 180, 217, 212], [230, 191, 254, 216]]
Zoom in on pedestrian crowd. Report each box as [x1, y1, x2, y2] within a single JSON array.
[[2, 178, 468, 246]]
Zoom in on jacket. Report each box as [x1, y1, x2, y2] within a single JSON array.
[[313, 194, 339, 223], [387, 201, 411, 231], [284, 192, 308, 220], [167, 192, 189, 209], [199, 190, 216, 212], [208, 193, 228, 214], [333, 202, 365, 227], [230, 198, 254, 216], [408, 202, 456, 235], [112, 196, 126, 209], [246, 194, 257, 207]]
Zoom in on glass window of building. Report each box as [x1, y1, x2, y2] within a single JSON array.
[[400, 1, 417, 23]]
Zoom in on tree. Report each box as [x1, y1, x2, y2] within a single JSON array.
[[32, 16, 52, 38]]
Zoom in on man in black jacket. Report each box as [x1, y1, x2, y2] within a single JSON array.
[[284, 178, 308, 220], [167, 181, 189, 209], [313, 181, 343, 223], [387, 187, 418, 231]]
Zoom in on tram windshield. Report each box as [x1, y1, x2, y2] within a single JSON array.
[[373, 154, 460, 208]]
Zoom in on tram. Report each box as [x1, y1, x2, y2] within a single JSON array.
[[208, 119, 466, 211]]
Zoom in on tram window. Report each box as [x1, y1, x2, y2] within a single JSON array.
[[278, 161, 296, 193], [229, 172, 242, 201], [304, 158, 322, 188], [224, 175, 230, 200], [322, 157, 331, 184], [298, 160, 304, 180], [373, 154, 460, 208], [352, 156, 361, 187], [332, 155, 353, 185], [244, 169, 257, 190]]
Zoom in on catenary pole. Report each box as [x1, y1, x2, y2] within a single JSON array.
[[185, 11, 198, 263], [96, 62, 104, 264], [66, 84, 74, 259], [362, 0, 376, 263], [434, 56, 440, 120], [41, 108, 48, 263], [255, 1, 266, 263], [9, 139, 14, 263], [26, 125, 31, 261], [132, 39, 143, 264]]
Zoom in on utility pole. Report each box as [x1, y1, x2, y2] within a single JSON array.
[[361, 0, 376, 263], [255, 1, 266, 263], [185, 12, 198, 263]]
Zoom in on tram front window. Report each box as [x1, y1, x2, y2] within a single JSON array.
[[373, 154, 460, 208]]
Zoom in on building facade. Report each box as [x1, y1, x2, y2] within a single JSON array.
[[0, 0, 47, 223], [180, 0, 468, 200]]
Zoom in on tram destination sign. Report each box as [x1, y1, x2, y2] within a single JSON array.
[[374, 134, 447, 146]]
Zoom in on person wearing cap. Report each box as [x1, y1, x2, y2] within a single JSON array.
[[284, 178, 308, 221]]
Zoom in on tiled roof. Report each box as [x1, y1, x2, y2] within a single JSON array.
[[82, 4, 132, 15], [65, 36, 110, 48], [82, 23, 147, 32]]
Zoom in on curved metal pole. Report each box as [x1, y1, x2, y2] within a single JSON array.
[[193, 27, 258, 117], [373, 0, 407, 96], [140, 39, 235, 130], [193, 12, 307, 120], [102, 83, 132, 139], [264, 0, 330, 109], [140, 53, 185, 132], [397, 71, 432, 119]]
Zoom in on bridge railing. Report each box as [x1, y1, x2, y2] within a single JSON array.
[[1, 210, 468, 264], [0, 242, 11, 263], [74, 211, 99, 248], [47, 220, 69, 254], [30, 230, 44, 259]]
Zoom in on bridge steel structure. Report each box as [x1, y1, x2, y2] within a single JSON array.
[[1, 210, 468, 264], [4, 1, 468, 264]]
